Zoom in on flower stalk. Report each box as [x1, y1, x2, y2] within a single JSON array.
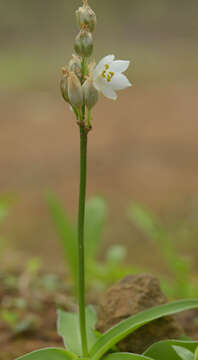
[[77, 119, 88, 356], [76, 45, 94, 353]]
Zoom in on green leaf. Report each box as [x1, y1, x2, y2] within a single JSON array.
[[15, 348, 77, 360], [194, 346, 198, 360], [144, 340, 198, 360], [46, 192, 78, 286], [128, 203, 162, 239], [105, 352, 154, 360], [106, 245, 127, 264], [57, 305, 98, 356], [90, 299, 198, 360], [85, 196, 107, 259], [173, 346, 194, 360], [128, 203, 195, 299]]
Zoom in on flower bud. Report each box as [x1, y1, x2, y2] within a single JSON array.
[[82, 75, 98, 110], [88, 60, 96, 74], [60, 69, 70, 103], [68, 72, 83, 109], [76, 4, 97, 32], [74, 29, 93, 58], [69, 54, 82, 80]]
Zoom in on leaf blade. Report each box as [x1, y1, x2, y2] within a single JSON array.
[[15, 348, 77, 360], [173, 345, 194, 360], [105, 352, 154, 360], [57, 306, 98, 356], [57, 310, 81, 356], [194, 346, 198, 360], [90, 300, 198, 360], [144, 339, 198, 360]]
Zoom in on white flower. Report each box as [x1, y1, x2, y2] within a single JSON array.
[[93, 55, 131, 100]]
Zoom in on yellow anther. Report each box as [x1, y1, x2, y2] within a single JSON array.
[[107, 74, 111, 82], [106, 72, 114, 82], [102, 70, 106, 78], [101, 67, 114, 82]]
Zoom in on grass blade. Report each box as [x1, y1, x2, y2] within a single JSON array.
[[47, 192, 78, 285], [85, 196, 107, 259]]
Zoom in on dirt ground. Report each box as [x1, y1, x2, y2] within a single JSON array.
[[1, 82, 198, 268]]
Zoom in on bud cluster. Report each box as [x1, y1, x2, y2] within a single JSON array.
[[60, 0, 98, 127]]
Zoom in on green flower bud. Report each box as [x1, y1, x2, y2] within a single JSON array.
[[69, 54, 82, 80], [68, 71, 83, 109], [60, 69, 70, 103], [74, 29, 93, 58], [82, 75, 98, 110], [76, 3, 97, 32]]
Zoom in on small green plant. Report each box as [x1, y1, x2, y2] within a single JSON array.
[[1, 308, 36, 335], [47, 193, 139, 292], [128, 202, 198, 299], [15, 1, 198, 360]]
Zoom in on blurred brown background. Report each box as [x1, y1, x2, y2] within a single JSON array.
[[0, 0, 198, 270]]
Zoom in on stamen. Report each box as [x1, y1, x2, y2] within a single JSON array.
[[106, 71, 114, 82], [101, 66, 114, 82], [107, 74, 111, 82]]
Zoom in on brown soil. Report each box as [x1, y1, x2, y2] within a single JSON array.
[[0, 271, 71, 360]]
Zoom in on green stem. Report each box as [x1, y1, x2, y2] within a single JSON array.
[[81, 57, 87, 81], [77, 122, 89, 357]]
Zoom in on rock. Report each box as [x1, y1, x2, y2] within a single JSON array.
[[177, 309, 198, 339], [97, 274, 183, 354]]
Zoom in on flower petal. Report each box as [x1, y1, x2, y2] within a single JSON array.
[[110, 73, 132, 91], [110, 60, 130, 73], [93, 76, 117, 100], [101, 85, 117, 100], [93, 75, 105, 91], [94, 55, 115, 75]]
